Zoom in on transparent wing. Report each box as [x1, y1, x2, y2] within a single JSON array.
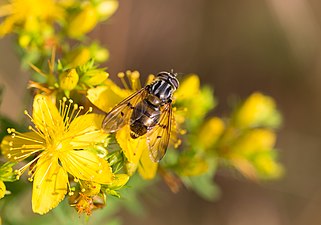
[[147, 103, 172, 162], [102, 88, 147, 133]]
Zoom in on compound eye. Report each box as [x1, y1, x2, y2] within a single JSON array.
[[170, 77, 179, 89]]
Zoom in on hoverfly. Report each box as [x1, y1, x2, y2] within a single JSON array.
[[102, 71, 179, 162]]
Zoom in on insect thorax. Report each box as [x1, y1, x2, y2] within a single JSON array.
[[148, 72, 178, 103]]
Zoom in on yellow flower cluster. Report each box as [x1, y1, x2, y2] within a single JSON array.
[[218, 92, 283, 179], [0, 0, 285, 220], [0, 0, 118, 67], [0, 63, 283, 215]]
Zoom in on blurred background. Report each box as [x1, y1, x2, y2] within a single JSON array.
[[1, 0, 321, 224]]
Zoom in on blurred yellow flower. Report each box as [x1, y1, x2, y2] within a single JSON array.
[[234, 92, 281, 128], [67, 4, 98, 38], [198, 117, 225, 150], [231, 129, 276, 155], [96, 0, 119, 20], [176, 154, 209, 177], [0, 0, 63, 36], [227, 129, 283, 179], [66, 0, 118, 38], [0, 95, 113, 214]]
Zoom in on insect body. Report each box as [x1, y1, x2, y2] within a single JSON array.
[[102, 71, 179, 162]]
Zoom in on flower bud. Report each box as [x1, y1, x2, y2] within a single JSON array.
[[231, 129, 276, 156], [234, 92, 281, 128], [81, 69, 109, 86], [96, 0, 119, 20], [198, 117, 225, 150], [107, 174, 129, 190], [67, 5, 98, 38], [59, 69, 79, 91], [64, 47, 91, 68]]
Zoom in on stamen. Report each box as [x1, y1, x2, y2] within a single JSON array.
[[16, 153, 43, 176], [129, 70, 141, 91], [14, 128, 44, 144], [28, 126, 45, 140], [117, 72, 129, 90], [61, 97, 68, 118], [174, 139, 182, 148], [65, 100, 73, 120], [73, 106, 83, 120], [146, 74, 155, 85], [67, 104, 78, 125], [24, 110, 34, 123]]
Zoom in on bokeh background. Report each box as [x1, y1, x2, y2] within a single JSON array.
[[1, 0, 321, 224]]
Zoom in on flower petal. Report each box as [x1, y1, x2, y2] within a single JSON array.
[[174, 74, 200, 100], [138, 148, 158, 180], [0, 181, 6, 199], [32, 94, 64, 137], [1, 132, 44, 162], [67, 114, 108, 147], [32, 154, 68, 215], [87, 79, 131, 112], [59, 150, 113, 184], [116, 126, 145, 175]]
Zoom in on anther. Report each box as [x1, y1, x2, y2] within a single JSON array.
[[117, 72, 125, 78], [131, 71, 140, 79]]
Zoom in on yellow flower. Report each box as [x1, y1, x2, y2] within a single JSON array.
[[1, 95, 113, 214], [234, 92, 281, 129], [227, 129, 283, 179], [231, 129, 276, 156], [176, 154, 209, 177], [67, 4, 98, 38], [96, 0, 119, 21], [0, 0, 63, 36], [197, 117, 225, 150]]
